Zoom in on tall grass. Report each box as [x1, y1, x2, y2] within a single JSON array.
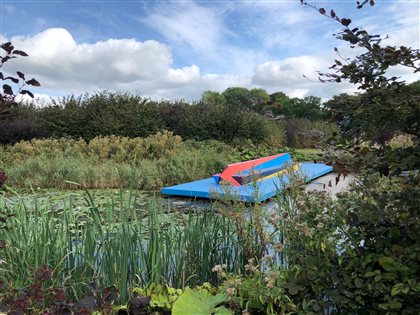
[[0, 191, 244, 303], [0, 134, 236, 190]]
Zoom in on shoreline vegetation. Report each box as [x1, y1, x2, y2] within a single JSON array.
[[0, 132, 324, 190]]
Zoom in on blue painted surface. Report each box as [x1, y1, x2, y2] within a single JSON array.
[[161, 162, 333, 202], [239, 153, 292, 176]]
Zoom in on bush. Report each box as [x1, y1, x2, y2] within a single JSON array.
[[0, 105, 44, 145], [5, 91, 288, 146], [38, 92, 164, 140]]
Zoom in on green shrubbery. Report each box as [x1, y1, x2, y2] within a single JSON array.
[[1, 91, 296, 146]]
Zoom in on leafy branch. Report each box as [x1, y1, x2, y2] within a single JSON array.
[[300, 0, 420, 90], [1, 42, 40, 117]]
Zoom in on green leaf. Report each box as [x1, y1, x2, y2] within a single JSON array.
[[172, 288, 228, 315], [354, 278, 363, 288], [364, 271, 376, 277], [378, 257, 398, 271], [389, 227, 400, 239], [388, 300, 402, 309], [391, 283, 404, 296]]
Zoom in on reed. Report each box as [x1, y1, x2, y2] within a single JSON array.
[[0, 191, 244, 303]]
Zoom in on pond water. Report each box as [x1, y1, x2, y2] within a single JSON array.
[[3, 172, 354, 213]]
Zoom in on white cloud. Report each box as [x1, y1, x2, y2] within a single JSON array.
[[251, 55, 357, 98], [2, 22, 417, 103], [138, 1, 267, 75], [165, 65, 201, 86], [140, 2, 228, 53]]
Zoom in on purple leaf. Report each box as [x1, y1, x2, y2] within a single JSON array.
[[17, 71, 25, 80], [26, 78, 41, 87], [20, 90, 35, 98], [12, 50, 29, 57], [5, 76, 19, 84], [3, 84, 13, 95]]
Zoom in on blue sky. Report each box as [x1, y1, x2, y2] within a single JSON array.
[[1, 0, 419, 102]]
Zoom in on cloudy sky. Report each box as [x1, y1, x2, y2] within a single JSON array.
[[1, 0, 419, 102]]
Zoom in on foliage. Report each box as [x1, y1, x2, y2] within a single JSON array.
[[201, 91, 226, 106], [131, 284, 182, 311], [172, 287, 231, 315], [324, 82, 420, 143], [38, 92, 164, 140], [0, 171, 7, 188], [5, 91, 291, 146], [0, 191, 244, 310], [1, 42, 40, 117], [0, 134, 240, 189], [301, 0, 420, 90], [324, 135, 420, 176], [222, 87, 255, 110], [285, 117, 338, 148]]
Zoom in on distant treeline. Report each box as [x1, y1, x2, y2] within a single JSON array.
[[0, 88, 332, 146]]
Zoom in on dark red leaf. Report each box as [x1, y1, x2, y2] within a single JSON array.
[[0, 240, 5, 248], [1, 55, 13, 63], [13, 50, 29, 57], [319, 8, 326, 15], [17, 71, 25, 80], [102, 285, 118, 303], [5, 76, 19, 84], [370, 0, 375, 6], [20, 90, 35, 98], [1, 42, 13, 54], [128, 296, 151, 313], [341, 18, 352, 26], [26, 78, 41, 87], [3, 84, 13, 95], [330, 10, 336, 17]]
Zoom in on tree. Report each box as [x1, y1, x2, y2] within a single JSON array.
[[201, 91, 226, 106], [222, 87, 254, 109], [269, 91, 292, 114], [249, 88, 270, 111]]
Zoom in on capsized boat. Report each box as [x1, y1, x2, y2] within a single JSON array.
[[161, 153, 333, 202]]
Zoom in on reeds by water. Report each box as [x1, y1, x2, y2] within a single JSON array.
[[0, 191, 244, 303]]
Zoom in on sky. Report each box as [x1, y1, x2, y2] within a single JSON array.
[[1, 0, 419, 103]]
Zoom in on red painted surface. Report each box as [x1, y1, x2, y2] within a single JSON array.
[[219, 153, 286, 186]]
